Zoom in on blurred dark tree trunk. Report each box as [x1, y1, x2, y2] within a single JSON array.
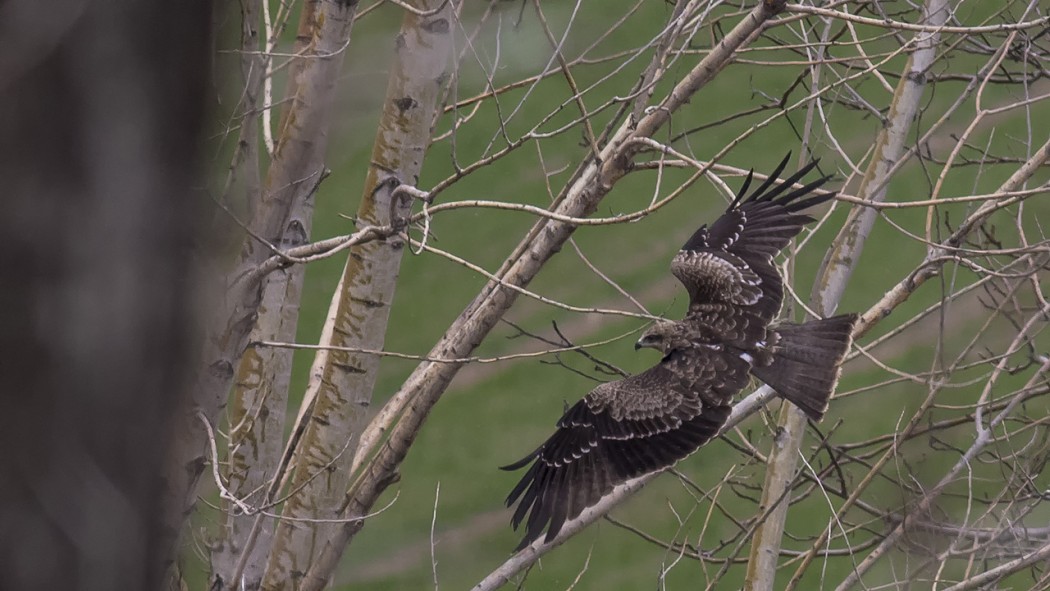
[[0, 1, 211, 590]]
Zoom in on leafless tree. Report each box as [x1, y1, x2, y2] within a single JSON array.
[[162, 0, 1050, 589]]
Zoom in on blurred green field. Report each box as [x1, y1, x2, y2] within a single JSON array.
[[195, 1, 1049, 589]]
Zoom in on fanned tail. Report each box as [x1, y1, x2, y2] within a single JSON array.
[[751, 314, 857, 421]]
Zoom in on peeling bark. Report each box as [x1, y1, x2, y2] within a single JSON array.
[[212, 220, 313, 590], [258, 2, 453, 588], [161, 0, 359, 581], [208, 1, 274, 587]]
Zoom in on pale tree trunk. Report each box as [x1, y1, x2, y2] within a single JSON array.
[[206, 0, 304, 587], [258, 1, 453, 587], [210, 0, 268, 584], [0, 1, 210, 590], [161, 0, 359, 582], [213, 244, 313, 591], [743, 1, 953, 588]]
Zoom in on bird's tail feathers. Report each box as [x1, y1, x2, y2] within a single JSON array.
[[751, 314, 857, 421]]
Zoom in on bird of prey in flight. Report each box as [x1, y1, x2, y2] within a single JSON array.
[[501, 154, 857, 551]]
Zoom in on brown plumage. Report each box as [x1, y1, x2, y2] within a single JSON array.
[[502, 154, 857, 551]]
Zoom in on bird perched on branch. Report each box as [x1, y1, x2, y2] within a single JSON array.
[[501, 154, 857, 552]]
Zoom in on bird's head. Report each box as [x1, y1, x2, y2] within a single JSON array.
[[635, 320, 693, 355]]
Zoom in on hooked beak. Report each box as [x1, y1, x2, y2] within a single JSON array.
[[634, 339, 643, 351]]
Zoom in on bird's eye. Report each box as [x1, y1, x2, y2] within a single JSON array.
[[648, 334, 663, 342]]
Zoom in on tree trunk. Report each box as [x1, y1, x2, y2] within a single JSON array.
[[162, 0, 359, 582], [259, 1, 453, 587]]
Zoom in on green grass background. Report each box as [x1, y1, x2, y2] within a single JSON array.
[[196, 1, 1049, 589]]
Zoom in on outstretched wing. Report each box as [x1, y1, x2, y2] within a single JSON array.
[[501, 349, 747, 551], [673, 154, 835, 333]]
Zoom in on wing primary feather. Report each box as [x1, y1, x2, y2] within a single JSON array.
[[729, 167, 755, 210], [754, 158, 820, 203], [744, 152, 792, 202], [774, 176, 834, 208], [500, 448, 540, 472], [509, 474, 537, 528], [782, 186, 836, 213], [505, 460, 538, 508], [517, 463, 556, 549]]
